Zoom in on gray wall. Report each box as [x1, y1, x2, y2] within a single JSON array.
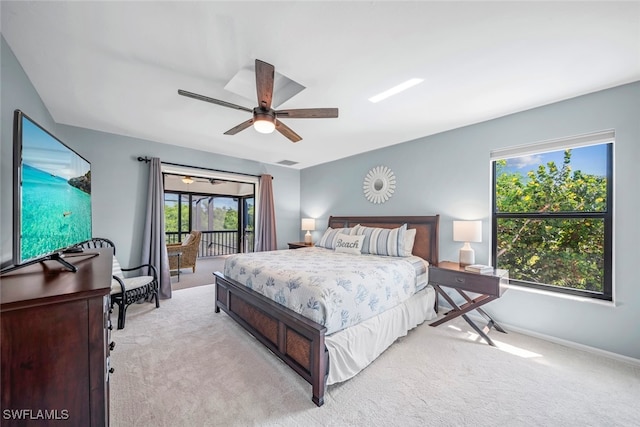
[[1, 36, 58, 266], [302, 82, 640, 360], [4, 33, 639, 360], [1, 35, 300, 269]]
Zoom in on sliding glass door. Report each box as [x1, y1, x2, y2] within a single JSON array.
[[163, 177, 255, 257], [164, 193, 190, 244]]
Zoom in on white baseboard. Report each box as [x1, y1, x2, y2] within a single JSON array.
[[457, 310, 640, 367], [499, 321, 640, 367]]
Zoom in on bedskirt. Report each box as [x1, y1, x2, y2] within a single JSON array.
[[325, 284, 436, 385]]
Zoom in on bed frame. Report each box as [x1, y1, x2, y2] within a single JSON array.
[[213, 215, 439, 406]]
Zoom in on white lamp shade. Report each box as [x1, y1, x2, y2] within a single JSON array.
[[301, 218, 316, 231], [453, 220, 482, 243]]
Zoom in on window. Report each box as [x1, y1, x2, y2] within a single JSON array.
[[164, 193, 190, 244], [491, 131, 613, 301]]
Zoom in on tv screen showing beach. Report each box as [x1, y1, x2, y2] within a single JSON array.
[[17, 112, 92, 263]]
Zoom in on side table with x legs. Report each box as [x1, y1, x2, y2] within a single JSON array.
[[429, 261, 508, 346]]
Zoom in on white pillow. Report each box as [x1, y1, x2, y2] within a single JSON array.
[[334, 233, 364, 255], [402, 228, 417, 256], [181, 233, 193, 246]]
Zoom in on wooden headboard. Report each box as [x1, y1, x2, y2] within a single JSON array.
[[327, 215, 440, 266]]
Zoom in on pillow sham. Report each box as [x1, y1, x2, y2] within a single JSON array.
[[352, 223, 408, 257], [334, 233, 365, 255], [403, 228, 417, 256], [317, 227, 352, 249]]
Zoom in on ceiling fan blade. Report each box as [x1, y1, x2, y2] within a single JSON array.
[[255, 59, 274, 110], [275, 108, 339, 119], [275, 120, 302, 143], [178, 89, 253, 113], [224, 118, 254, 135]]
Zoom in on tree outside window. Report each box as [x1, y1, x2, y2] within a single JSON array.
[[492, 138, 613, 301]]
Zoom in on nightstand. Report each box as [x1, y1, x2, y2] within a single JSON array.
[[288, 242, 314, 249], [429, 261, 508, 346]]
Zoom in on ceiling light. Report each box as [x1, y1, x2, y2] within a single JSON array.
[[254, 119, 275, 134], [182, 176, 194, 184], [368, 78, 424, 103], [253, 110, 276, 134]]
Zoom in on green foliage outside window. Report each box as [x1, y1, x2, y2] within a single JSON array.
[[245, 202, 255, 231], [164, 202, 190, 232], [164, 194, 254, 232], [494, 148, 609, 294]]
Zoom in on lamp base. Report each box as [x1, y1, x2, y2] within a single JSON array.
[[459, 243, 475, 267], [304, 231, 312, 244]]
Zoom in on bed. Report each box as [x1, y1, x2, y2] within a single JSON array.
[[213, 215, 439, 406]]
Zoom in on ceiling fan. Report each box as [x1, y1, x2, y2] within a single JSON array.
[[180, 176, 226, 185], [178, 59, 338, 143]]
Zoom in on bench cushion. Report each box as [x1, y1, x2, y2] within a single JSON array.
[[111, 275, 155, 295]]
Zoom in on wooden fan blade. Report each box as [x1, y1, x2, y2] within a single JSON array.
[[275, 120, 302, 143], [275, 108, 339, 119], [255, 59, 274, 111], [178, 89, 253, 113], [224, 118, 254, 135]]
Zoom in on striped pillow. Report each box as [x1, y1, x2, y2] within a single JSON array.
[[317, 227, 352, 249], [352, 223, 408, 257]]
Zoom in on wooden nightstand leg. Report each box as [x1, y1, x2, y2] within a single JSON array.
[[430, 285, 463, 327], [455, 289, 507, 334], [462, 313, 496, 346], [475, 308, 507, 334], [430, 286, 505, 345]]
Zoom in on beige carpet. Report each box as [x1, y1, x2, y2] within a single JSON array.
[[170, 256, 228, 291], [110, 285, 640, 426]]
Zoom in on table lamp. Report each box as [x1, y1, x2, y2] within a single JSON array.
[[301, 218, 316, 244], [453, 220, 482, 266]]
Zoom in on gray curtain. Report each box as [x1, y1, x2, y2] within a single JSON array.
[[254, 174, 277, 252], [141, 157, 171, 299]]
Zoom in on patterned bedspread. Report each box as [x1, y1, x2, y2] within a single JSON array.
[[223, 247, 429, 335]]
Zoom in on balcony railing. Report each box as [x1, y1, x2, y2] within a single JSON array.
[[166, 230, 255, 257]]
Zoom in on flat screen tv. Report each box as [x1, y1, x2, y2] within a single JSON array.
[[8, 110, 92, 272]]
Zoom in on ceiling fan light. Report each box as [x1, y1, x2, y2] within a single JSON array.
[[182, 176, 194, 184], [254, 118, 275, 134]]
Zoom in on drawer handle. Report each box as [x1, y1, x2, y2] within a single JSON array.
[[455, 277, 465, 283], [109, 341, 116, 351]]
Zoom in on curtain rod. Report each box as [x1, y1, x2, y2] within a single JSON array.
[[136, 156, 269, 179]]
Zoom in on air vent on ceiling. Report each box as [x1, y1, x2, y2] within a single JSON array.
[[276, 160, 299, 166]]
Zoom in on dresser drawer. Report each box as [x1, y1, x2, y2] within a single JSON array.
[[429, 266, 502, 297]]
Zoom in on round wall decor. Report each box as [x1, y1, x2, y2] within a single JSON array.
[[363, 165, 396, 204]]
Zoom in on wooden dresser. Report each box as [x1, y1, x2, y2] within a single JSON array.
[[1, 249, 113, 426]]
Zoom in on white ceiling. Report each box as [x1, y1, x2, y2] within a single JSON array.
[[164, 173, 255, 196], [2, 1, 639, 170]]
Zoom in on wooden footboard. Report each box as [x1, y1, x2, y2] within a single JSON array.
[[213, 271, 329, 406]]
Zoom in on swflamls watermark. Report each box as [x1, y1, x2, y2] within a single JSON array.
[[3, 409, 70, 420]]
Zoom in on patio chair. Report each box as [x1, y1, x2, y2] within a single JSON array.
[[74, 237, 159, 329], [167, 230, 201, 273]]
